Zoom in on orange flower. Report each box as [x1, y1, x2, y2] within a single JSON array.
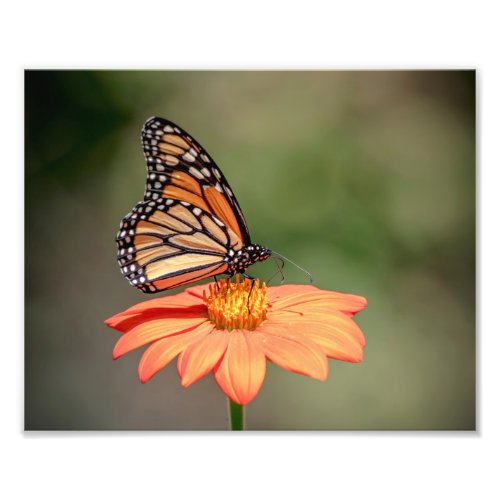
[[104, 277, 367, 405]]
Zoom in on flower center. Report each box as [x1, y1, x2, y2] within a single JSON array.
[[204, 275, 269, 331]]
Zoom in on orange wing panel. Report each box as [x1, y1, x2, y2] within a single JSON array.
[[204, 186, 244, 242], [134, 234, 164, 250], [162, 186, 211, 212], [150, 262, 228, 291], [145, 253, 224, 280], [171, 171, 203, 196], [136, 220, 170, 236], [136, 246, 179, 266]]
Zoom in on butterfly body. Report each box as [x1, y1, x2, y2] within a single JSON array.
[[116, 117, 271, 293], [225, 244, 272, 276]]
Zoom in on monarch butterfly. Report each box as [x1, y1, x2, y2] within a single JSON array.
[[116, 117, 272, 293]]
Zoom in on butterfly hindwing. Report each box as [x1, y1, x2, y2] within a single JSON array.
[[116, 197, 246, 292]]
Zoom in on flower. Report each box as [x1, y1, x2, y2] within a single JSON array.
[[104, 277, 367, 405]]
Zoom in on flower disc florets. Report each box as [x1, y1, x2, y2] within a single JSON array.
[[204, 276, 269, 331]]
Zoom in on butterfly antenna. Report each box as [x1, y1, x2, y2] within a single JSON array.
[[271, 250, 313, 284]]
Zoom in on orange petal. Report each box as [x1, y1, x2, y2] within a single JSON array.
[[253, 321, 328, 381], [184, 283, 213, 300], [105, 304, 207, 333], [296, 319, 364, 362], [138, 322, 214, 383], [177, 350, 187, 378], [113, 317, 208, 359], [104, 287, 207, 332], [179, 330, 230, 387], [267, 284, 367, 316], [271, 308, 366, 347], [111, 289, 203, 316], [213, 332, 266, 405], [274, 301, 363, 319]]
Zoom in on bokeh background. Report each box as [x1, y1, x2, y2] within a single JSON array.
[[25, 70, 475, 430]]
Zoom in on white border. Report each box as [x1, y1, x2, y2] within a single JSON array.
[[3, 1, 498, 499]]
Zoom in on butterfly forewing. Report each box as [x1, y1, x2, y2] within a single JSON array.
[[141, 117, 250, 245]]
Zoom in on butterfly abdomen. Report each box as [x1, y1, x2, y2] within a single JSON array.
[[225, 244, 272, 275]]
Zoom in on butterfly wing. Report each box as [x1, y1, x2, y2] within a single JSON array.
[[141, 116, 251, 246], [116, 117, 251, 293], [116, 197, 247, 292]]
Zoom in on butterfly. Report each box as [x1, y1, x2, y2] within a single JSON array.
[[116, 117, 272, 293]]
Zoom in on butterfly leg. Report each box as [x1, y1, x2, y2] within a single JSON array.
[[266, 256, 285, 285], [240, 272, 256, 313], [213, 275, 220, 291], [225, 272, 234, 299]]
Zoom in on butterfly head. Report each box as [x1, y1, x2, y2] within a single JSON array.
[[226, 244, 272, 275]]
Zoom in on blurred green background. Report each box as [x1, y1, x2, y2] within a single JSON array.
[[25, 70, 475, 430]]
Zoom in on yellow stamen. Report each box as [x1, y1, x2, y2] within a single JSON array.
[[204, 275, 269, 331]]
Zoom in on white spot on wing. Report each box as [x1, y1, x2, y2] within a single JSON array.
[[189, 167, 204, 179], [183, 152, 196, 162], [165, 155, 179, 166]]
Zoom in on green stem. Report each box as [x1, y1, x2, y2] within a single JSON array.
[[228, 398, 245, 431]]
